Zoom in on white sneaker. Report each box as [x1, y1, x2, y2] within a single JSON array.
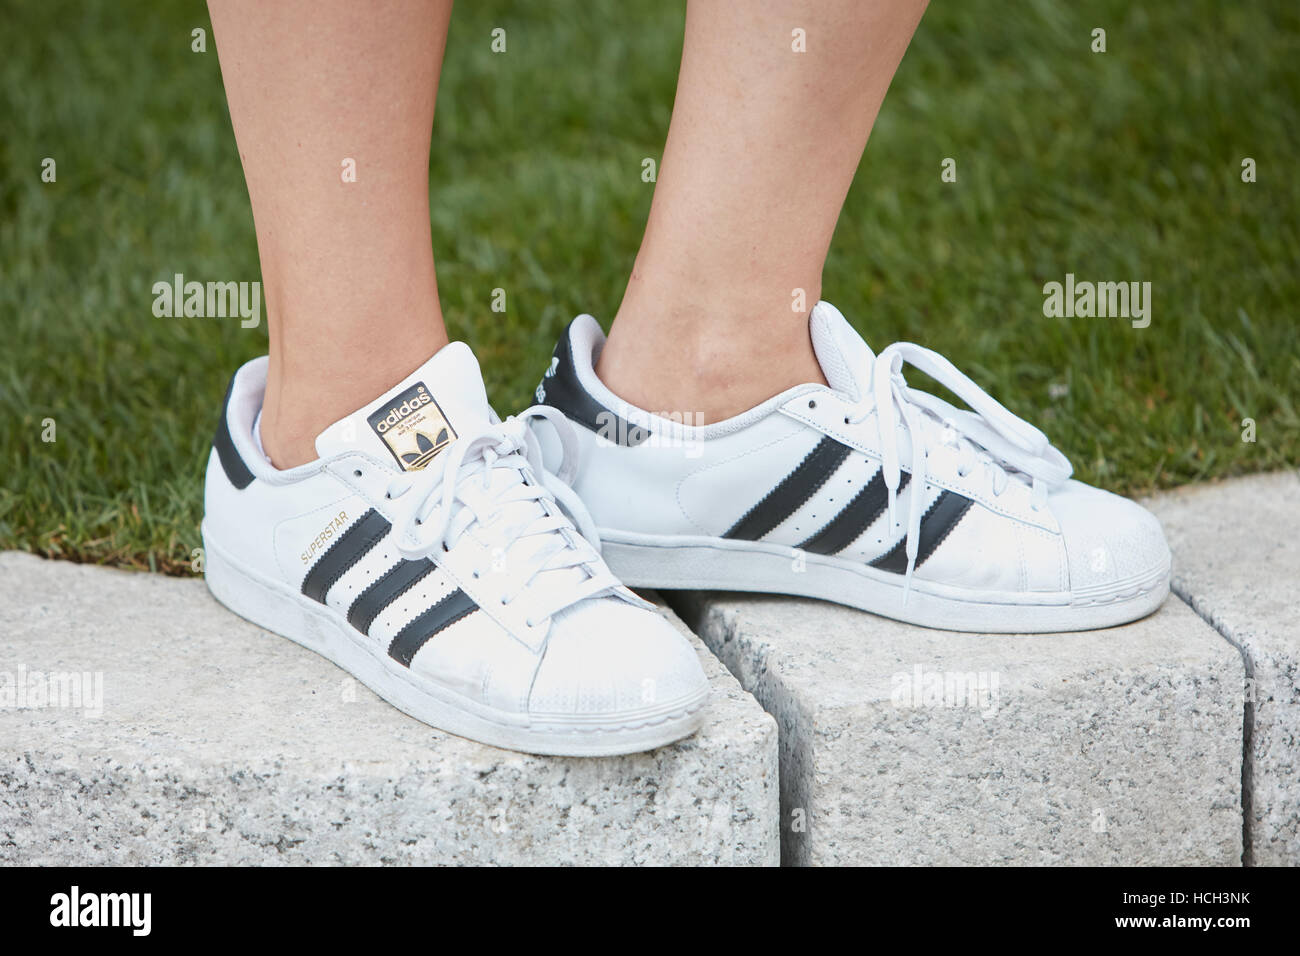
[[529, 301, 1171, 633], [202, 341, 708, 755]]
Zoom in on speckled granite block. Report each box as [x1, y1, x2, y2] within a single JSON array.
[[673, 591, 1244, 865], [1148, 471, 1300, 865], [0, 553, 778, 865]]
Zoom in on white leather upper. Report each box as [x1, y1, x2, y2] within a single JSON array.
[[204, 350, 708, 719], [532, 308, 1171, 598]]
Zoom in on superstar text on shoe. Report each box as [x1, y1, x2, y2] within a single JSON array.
[[202, 342, 709, 755]]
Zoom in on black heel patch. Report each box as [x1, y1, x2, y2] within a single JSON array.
[[535, 320, 650, 447], [213, 374, 256, 490]]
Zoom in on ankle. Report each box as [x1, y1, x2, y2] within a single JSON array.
[[257, 405, 322, 470], [598, 307, 826, 424], [259, 326, 450, 469]]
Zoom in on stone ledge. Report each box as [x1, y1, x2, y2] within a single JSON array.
[[1147, 470, 1300, 866], [672, 590, 1244, 866], [0, 553, 778, 865]]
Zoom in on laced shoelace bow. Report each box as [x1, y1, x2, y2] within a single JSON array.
[[384, 404, 631, 628], [845, 342, 1073, 601]]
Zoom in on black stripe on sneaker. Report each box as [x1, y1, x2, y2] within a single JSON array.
[[388, 588, 478, 667], [213, 374, 255, 490], [868, 488, 975, 574], [724, 436, 853, 541], [346, 558, 435, 635], [798, 470, 911, 556], [301, 509, 392, 604]]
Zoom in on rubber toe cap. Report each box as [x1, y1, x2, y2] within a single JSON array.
[[1050, 479, 1172, 599], [528, 598, 709, 724]]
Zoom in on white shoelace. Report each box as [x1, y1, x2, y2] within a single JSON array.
[[847, 342, 1073, 601], [385, 405, 626, 627]]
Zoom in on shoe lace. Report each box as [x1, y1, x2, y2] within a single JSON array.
[[385, 405, 626, 627], [846, 342, 1073, 602]]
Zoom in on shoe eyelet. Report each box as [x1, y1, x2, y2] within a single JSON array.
[[808, 399, 817, 409], [844, 416, 851, 425], [354, 469, 363, 478]]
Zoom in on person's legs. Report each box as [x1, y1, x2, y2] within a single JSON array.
[[531, 2, 1171, 635], [202, 1, 710, 755], [208, 0, 452, 467], [598, 0, 929, 423]]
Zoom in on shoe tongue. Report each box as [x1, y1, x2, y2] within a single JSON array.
[[314, 341, 491, 470], [809, 300, 875, 401]]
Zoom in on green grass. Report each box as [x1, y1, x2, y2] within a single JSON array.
[[2, 0, 1297, 574]]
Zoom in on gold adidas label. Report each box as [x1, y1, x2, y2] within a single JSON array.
[[366, 382, 456, 471]]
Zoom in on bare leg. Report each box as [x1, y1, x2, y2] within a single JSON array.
[[208, 0, 452, 466], [599, 0, 928, 422]]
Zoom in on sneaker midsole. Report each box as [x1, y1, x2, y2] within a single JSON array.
[[598, 530, 1170, 633]]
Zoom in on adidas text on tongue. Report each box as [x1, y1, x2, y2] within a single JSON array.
[[203, 351, 709, 755], [367, 382, 457, 471]]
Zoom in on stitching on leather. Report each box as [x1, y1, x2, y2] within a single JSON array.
[[273, 493, 358, 584], [726, 437, 850, 539], [675, 428, 812, 534], [350, 559, 432, 634], [318, 518, 391, 601], [783, 405, 1058, 533]]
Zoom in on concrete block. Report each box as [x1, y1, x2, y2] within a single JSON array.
[[0, 553, 778, 865], [1148, 470, 1300, 865], [673, 590, 1244, 865]]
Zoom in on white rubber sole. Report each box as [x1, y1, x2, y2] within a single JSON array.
[[201, 524, 707, 756], [600, 531, 1171, 634]]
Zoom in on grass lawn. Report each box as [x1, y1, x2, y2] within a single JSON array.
[[2, 0, 1297, 574]]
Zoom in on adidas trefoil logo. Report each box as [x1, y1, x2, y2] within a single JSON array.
[[401, 427, 452, 469], [534, 355, 559, 404], [366, 382, 456, 472]]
